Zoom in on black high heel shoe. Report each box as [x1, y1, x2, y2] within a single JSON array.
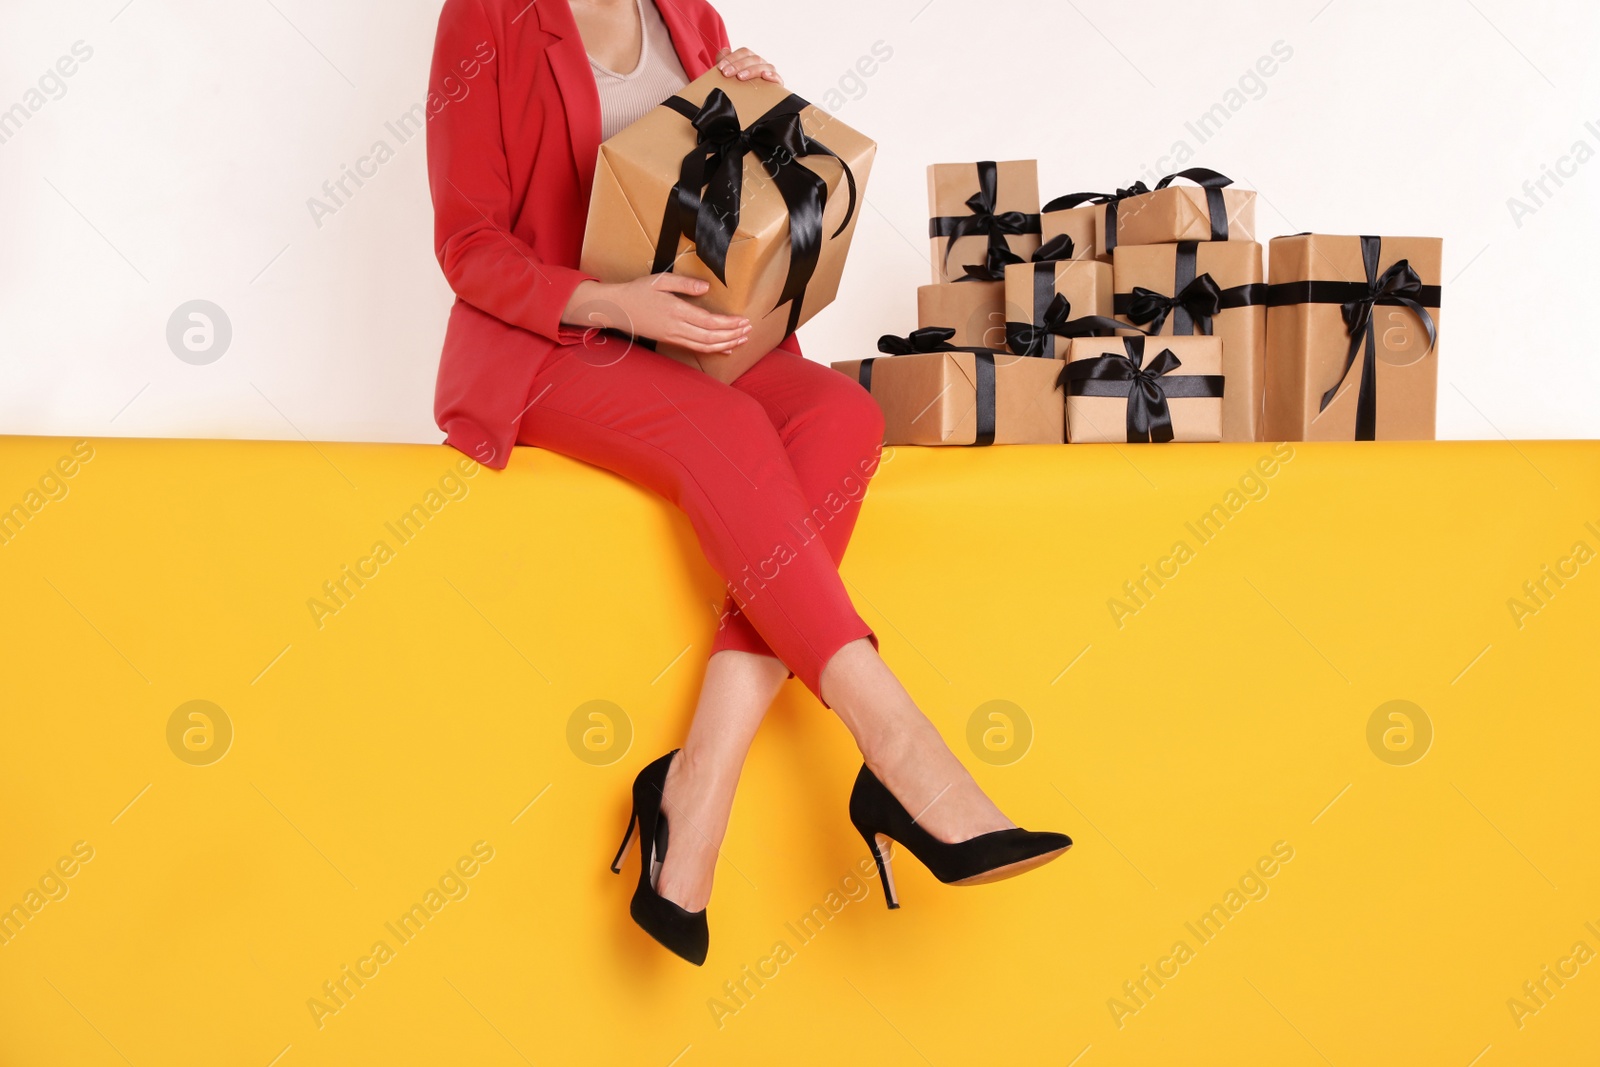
[[849, 764, 1072, 909], [610, 749, 709, 965]]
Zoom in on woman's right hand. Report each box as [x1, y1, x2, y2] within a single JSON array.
[[564, 276, 752, 354]]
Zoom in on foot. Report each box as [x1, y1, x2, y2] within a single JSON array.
[[868, 719, 1016, 846], [652, 750, 731, 913]]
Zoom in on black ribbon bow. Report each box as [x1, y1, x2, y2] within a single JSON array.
[[1327, 252, 1438, 438], [1060, 336, 1224, 443], [955, 232, 1077, 283], [929, 160, 1042, 275], [1126, 274, 1224, 335], [1005, 293, 1139, 359], [651, 89, 858, 335]]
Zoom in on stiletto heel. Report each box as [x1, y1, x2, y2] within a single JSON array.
[[861, 830, 900, 910], [849, 764, 1071, 908], [612, 749, 709, 965], [610, 807, 638, 874]]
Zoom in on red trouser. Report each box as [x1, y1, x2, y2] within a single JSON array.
[[515, 338, 884, 700]]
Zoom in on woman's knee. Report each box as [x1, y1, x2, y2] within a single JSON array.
[[832, 377, 887, 472]]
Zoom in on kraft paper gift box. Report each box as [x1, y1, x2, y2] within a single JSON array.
[[580, 69, 877, 383], [1263, 234, 1442, 441], [916, 280, 1008, 350], [926, 159, 1041, 285], [1038, 202, 1102, 263], [1063, 335, 1225, 443], [1002, 235, 1118, 359], [1111, 169, 1256, 250], [1113, 240, 1266, 442], [833, 329, 1064, 445]]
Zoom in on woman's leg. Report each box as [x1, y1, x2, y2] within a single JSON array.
[[515, 340, 877, 911], [673, 352, 1011, 900], [652, 352, 888, 910], [820, 638, 1014, 843]]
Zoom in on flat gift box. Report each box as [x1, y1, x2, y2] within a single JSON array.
[[580, 70, 877, 383], [834, 347, 1064, 446], [1263, 234, 1443, 441], [1064, 335, 1225, 443], [927, 160, 1041, 285], [917, 281, 1008, 350], [1004, 258, 1115, 360], [1113, 240, 1266, 442], [1114, 174, 1256, 249]]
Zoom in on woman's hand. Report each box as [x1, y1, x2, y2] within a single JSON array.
[[564, 277, 752, 355], [716, 47, 782, 84]]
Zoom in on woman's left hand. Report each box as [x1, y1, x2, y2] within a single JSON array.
[[716, 47, 782, 85]]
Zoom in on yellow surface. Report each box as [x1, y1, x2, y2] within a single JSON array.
[[1, 433, 1597, 1065]]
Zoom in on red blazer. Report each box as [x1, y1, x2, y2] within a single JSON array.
[[426, 0, 798, 469]]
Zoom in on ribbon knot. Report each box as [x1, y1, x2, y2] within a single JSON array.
[[652, 88, 858, 336], [1340, 260, 1425, 337], [1060, 336, 1222, 443], [930, 161, 1042, 274], [1004, 293, 1140, 358], [1127, 274, 1224, 334]]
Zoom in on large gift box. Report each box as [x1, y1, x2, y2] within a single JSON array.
[[917, 280, 1007, 350], [1263, 234, 1442, 441], [927, 160, 1041, 285], [1062, 335, 1225, 443], [580, 70, 876, 382], [1113, 240, 1266, 442], [834, 329, 1063, 445], [1002, 237, 1119, 359], [1113, 169, 1256, 250]]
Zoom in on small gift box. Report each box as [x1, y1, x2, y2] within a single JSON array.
[[581, 70, 876, 382], [1063, 335, 1225, 443], [1263, 234, 1442, 441], [1002, 234, 1118, 359], [833, 328, 1064, 445], [1110, 169, 1255, 250], [927, 160, 1042, 285], [1037, 203, 1101, 263], [1113, 240, 1266, 442]]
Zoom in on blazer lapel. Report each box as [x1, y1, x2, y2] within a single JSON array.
[[651, 0, 719, 79], [538, 0, 602, 190]]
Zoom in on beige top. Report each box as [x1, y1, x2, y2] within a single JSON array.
[[589, 0, 691, 142]]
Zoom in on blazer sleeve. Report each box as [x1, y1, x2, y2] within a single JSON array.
[[426, 0, 595, 343]]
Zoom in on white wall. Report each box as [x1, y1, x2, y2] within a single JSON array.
[[2, 0, 1596, 443]]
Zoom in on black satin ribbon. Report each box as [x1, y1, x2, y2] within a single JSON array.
[[1113, 241, 1267, 337], [874, 327, 1008, 446], [1060, 335, 1224, 443], [1126, 275, 1223, 336], [650, 89, 858, 335], [956, 232, 1078, 284], [1153, 167, 1234, 241], [929, 160, 1042, 276], [1264, 236, 1440, 440], [1006, 292, 1138, 359]]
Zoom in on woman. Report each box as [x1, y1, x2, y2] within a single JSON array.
[[426, 0, 1071, 966]]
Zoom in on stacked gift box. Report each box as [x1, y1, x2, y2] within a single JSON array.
[[834, 160, 1443, 445]]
